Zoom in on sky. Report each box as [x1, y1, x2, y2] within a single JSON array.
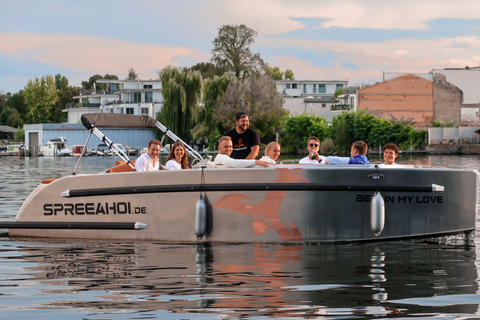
[[1, 0, 480, 94]]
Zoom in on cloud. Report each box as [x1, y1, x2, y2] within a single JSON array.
[[0, 33, 206, 89]]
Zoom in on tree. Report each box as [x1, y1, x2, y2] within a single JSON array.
[[284, 69, 294, 80], [280, 114, 330, 154], [52, 88, 80, 123], [55, 74, 69, 93], [333, 87, 343, 98], [81, 74, 103, 91], [265, 66, 284, 80], [192, 73, 233, 147], [188, 62, 227, 79], [0, 106, 23, 127], [158, 66, 202, 142], [265, 66, 295, 81], [213, 74, 286, 143], [24, 75, 58, 124], [211, 24, 266, 79], [126, 68, 138, 80]]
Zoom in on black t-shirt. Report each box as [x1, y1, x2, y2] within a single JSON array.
[[225, 127, 261, 159]]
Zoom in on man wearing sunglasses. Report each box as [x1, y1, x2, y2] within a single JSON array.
[[299, 136, 326, 164]]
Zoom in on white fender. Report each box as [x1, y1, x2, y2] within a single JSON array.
[[370, 192, 385, 236], [194, 196, 207, 240]]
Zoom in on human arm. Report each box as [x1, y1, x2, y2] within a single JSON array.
[[245, 145, 260, 159], [325, 156, 350, 165]]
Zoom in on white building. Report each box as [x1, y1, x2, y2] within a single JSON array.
[[275, 79, 349, 122], [64, 79, 163, 123]]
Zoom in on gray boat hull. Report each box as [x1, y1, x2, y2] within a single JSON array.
[[10, 165, 479, 243]]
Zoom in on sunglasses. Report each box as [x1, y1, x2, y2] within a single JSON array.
[[309, 143, 319, 147]]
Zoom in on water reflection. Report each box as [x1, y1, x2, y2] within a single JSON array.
[[0, 240, 478, 319]]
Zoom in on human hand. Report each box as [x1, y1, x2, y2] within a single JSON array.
[[255, 160, 270, 167]]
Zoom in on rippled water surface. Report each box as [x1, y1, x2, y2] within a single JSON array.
[[1, 154, 480, 319]]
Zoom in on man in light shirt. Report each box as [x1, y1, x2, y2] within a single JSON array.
[[213, 136, 269, 168], [380, 143, 400, 167], [135, 139, 164, 171], [299, 136, 326, 164]]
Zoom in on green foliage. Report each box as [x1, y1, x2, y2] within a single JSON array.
[[430, 119, 455, 127], [192, 73, 233, 143], [55, 74, 69, 93], [265, 66, 284, 80], [0, 107, 24, 127], [158, 66, 202, 142], [328, 110, 427, 153], [333, 87, 343, 98], [126, 68, 138, 80], [14, 126, 25, 141], [187, 62, 227, 79], [213, 74, 287, 143], [284, 69, 294, 80], [211, 24, 266, 78], [320, 138, 335, 155], [279, 113, 329, 154], [24, 75, 58, 124]]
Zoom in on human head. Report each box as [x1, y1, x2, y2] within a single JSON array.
[[235, 111, 249, 133], [147, 139, 161, 159], [218, 136, 233, 156], [306, 136, 320, 154], [265, 142, 281, 161], [166, 141, 189, 169], [351, 141, 368, 157], [383, 143, 399, 165]]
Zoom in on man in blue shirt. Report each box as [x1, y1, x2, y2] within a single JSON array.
[[325, 141, 370, 165]]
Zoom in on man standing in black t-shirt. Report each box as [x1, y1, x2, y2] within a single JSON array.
[[225, 111, 261, 159]]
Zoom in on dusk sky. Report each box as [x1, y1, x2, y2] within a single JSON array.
[[1, 0, 480, 94]]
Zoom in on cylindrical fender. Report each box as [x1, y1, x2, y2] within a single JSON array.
[[370, 192, 385, 236], [195, 195, 207, 240]]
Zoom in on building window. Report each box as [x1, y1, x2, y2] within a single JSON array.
[[143, 84, 153, 89], [126, 107, 134, 114], [322, 104, 326, 108], [336, 84, 343, 89], [286, 84, 291, 89], [145, 92, 153, 103], [303, 84, 306, 93], [141, 108, 149, 115], [132, 92, 141, 103], [318, 84, 326, 93], [292, 83, 298, 89], [313, 84, 316, 93]]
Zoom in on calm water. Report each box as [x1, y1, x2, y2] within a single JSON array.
[[1, 154, 480, 319]]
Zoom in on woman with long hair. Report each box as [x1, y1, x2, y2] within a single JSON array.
[[165, 141, 189, 170]]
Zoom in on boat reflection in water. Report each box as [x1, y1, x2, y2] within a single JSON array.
[[2, 240, 478, 319]]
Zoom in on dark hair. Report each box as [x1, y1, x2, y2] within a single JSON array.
[[235, 111, 248, 120], [165, 141, 189, 169], [307, 136, 320, 145], [383, 143, 399, 155], [352, 141, 368, 155], [148, 139, 161, 147]]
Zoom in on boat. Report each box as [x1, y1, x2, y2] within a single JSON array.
[[40, 137, 73, 156], [0, 140, 23, 156], [2, 114, 479, 243]]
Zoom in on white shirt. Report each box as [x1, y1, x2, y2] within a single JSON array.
[[259, 155, 276, 164], [213, 153, 257, 168], [299, 155, 326, 164], [379, 163, 401, 167], [165, 159, 182, 170], [135, 153, 160, 171]]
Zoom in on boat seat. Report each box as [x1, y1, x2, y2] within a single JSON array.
[[107, 161, 136, 173]]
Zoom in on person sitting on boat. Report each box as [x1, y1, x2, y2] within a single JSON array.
[[259, 142, 281, 164], [165, 141, 189, 170], [135, 139, 164, 171], [380, 143, 400, 167], [299, 136, 326, 164], [213, 136, 270, 168], [225, 111, 261, 160], [325, 141, 370, 165]]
